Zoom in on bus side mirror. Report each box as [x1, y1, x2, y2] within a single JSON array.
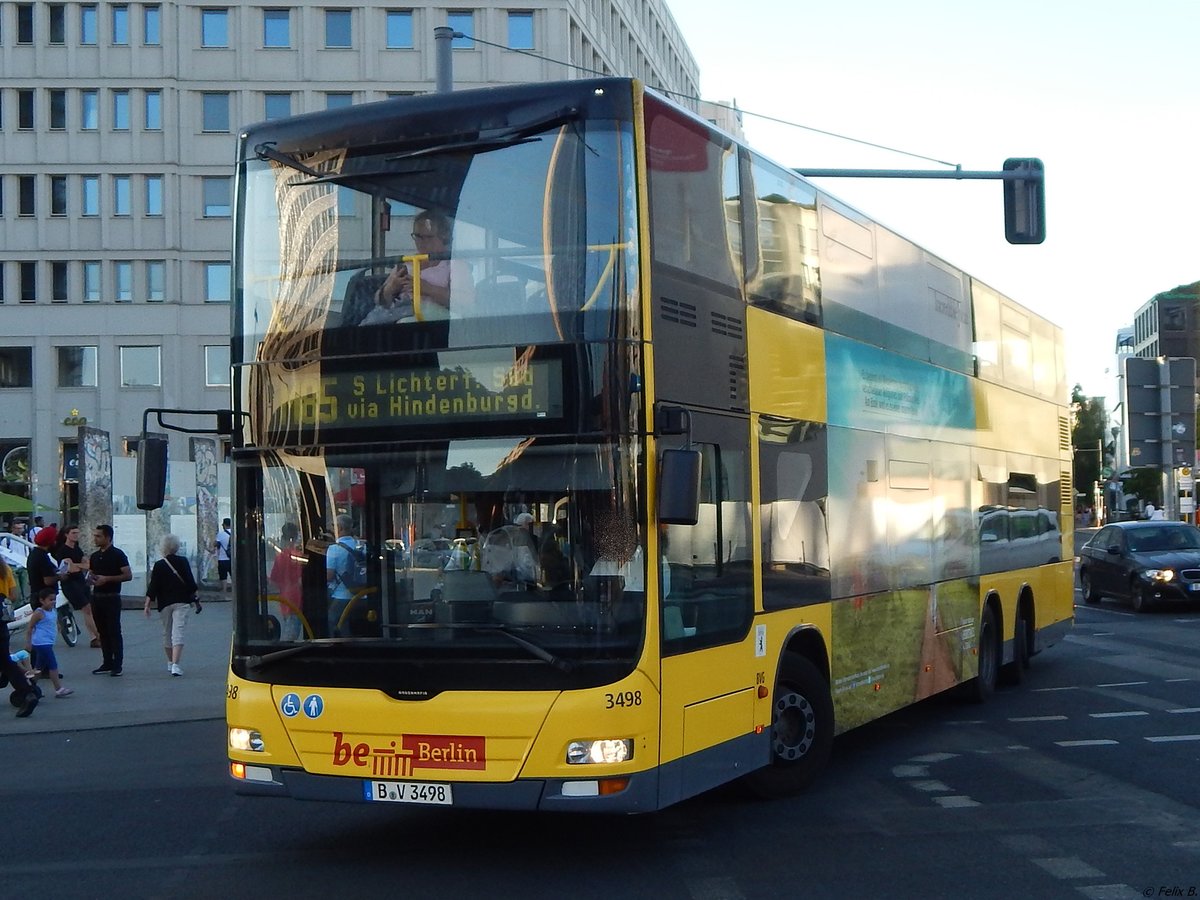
[[136, 433, 170, 510], [1003, 157, 1045, 244], [658, 448, 701, 526]]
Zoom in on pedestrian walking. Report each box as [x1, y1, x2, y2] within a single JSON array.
[[89, 524, 132, 676], [144, 534, 198, 677], [55, 524, 100, 647], [26, 587, 73, 697], [214, 518, 233, 594]]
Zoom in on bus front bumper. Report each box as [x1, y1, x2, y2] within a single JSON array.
[[231, 763, 661, 813]]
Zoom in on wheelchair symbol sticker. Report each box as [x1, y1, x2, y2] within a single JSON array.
[[302, 694, 324, 718], [280, 693, 301, 718]]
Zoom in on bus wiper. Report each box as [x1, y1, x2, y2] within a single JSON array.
[[386, 107, 581, 162], [240, 643, 324, 670], [470, 625, 574, 673], [254, 142, 325, 178]]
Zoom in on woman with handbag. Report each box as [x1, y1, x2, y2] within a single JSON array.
[[144, 534, 198, 677]]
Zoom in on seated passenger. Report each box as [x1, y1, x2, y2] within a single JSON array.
[[353, 210, 475, 326]]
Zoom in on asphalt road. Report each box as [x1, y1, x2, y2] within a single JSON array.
[[3, 594, 1198, 900]]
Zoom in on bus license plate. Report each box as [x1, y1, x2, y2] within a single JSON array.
[[366, 780, 453, 805]]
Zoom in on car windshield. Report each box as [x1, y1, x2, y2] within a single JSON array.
[[1125, 526, 1200, 553]]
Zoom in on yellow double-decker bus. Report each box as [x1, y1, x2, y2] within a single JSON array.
[[220, 78, 1072, 811]]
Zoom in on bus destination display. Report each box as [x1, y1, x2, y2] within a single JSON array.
[[267, 356, 564, 434]]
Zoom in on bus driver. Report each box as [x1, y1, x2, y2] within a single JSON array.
[[357, 210, 475, 326]]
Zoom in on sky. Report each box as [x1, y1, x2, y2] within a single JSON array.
[[663, 0, 1200, 408]]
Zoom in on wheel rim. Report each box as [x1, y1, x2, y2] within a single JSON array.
[[771, 690, 816, 762]]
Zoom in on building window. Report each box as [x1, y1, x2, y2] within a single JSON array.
[[49, 89, 67, 129], [58, 346, 98, 387], [51, 261, 69, 301], [325, 92, 352, 109], [113, 89, 131, 129], [18, 90, 35, 130], [507, 11, 533, 49], [144, 89, 162, 129], [204, 262, 231, 301], [145, 175, 163, 216], [80, 5, 98, 44], [113, 176, 132, 216], [325, 9, 352, 48], [201, 8, 228, 47], [202, 176, 231, 216], [50, 175, 68, 216], [202, 92, 230, 131], [448, 11, 473, 48], [82, 261, 101, 301], [17, 4, 34, 43], [147, 260, 165, 301], [264, 92, 291, 120], [143, 5, 161, 44], [0, 348, 34, 388], [386, 10, 413, 48], [112, 5, 129, 44], [205, 345, 231, 386], [115, 261, 133, 301], [82, 176, 100, 216], [18, 176, 35, 217], [49, 4, 67, 44], [120, 346, 161, 387], [81, 90, 99, 129], [263, 8, 289, 47], [19, 262, 37, 303]]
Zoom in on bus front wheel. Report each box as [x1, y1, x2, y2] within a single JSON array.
[[743, 655, 833, 798]]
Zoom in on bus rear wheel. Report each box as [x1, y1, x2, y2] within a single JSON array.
[[963, 603, 999, 703], [1001, 605, 1030, 686], [743, 655, 833, 798]]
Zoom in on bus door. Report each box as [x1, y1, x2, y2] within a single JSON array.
[[657, 410, 757, 802]]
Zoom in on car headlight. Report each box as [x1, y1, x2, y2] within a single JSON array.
[[1144, 568, 1176, 583], [566, 739, 633, 765], [229, 727, 265, 752]]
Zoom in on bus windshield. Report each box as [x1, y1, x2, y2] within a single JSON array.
[[232, 436, 646, 691], [238, 114, 638, 359]]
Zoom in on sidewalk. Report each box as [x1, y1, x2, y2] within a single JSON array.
[[5, 589, 231, 735]]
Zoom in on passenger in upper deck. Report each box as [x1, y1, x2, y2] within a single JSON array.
[[346, 209, 475, 327]]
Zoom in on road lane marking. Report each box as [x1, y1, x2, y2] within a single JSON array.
[[932, 795, 979, 808], [1031, 857, 1105, 879], [1010, 715, 1068, 722], [1088, 711, 1148, 719], [1166, 707, 1200, 714], [1096, 681, 1148, 688], [1054, 739, 1119, 747], [1144, 734, 1200, 743]]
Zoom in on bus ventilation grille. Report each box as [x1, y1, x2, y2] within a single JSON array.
[[711, 311, 744, 340], [729, 355, 748, 406], [660, 296, 697, 328], [1058, 416, 1071, 451]]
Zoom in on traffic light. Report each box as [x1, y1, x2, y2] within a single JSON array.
[[136, 433, 169, 510]]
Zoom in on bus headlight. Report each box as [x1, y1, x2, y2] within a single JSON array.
[[566, 739, 633, 764], [229, 727, 265, 752]]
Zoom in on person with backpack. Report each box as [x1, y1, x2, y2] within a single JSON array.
[[325, 514, 365, 637]]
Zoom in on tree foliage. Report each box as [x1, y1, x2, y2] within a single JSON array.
[[1071, 384, 1109, 508]]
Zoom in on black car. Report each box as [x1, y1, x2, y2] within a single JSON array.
[[1078, 520, 1200, 612]]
